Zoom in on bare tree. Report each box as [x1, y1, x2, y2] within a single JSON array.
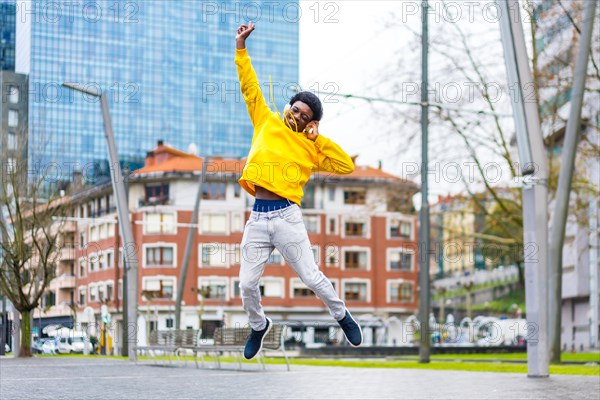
[[377, 1, 598, 285], [0, 130, 68, 357]]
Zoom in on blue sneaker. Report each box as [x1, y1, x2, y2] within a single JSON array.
[[337, 310, 362, 347], [244, 317, 272, 360]]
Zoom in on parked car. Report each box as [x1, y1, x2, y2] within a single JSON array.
[[41, 338, 59, 354], [56, 336, 92, 354], [32, 339, 46, 354]]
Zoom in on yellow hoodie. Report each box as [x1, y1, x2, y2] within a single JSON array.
[[235, 48, 355, 205]]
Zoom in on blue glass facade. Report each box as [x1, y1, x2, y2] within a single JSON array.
[[0, 2, 16, 71], [23, 0, 299, 182]]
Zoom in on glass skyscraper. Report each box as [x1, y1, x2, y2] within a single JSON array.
[[15, 0, 299, 183], [1, 1, 16, 71]]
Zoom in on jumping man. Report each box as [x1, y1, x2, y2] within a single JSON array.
[[235, 22, 363, 360]]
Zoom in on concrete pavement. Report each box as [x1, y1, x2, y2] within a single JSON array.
[[0, 357, 598, 400]]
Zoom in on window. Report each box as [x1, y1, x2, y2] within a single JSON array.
[[145, 212, 176, 234], [99, 224, 107, 239], [325, 245, 339, 267], [98, 253, 106, 270], [259, 279, 283, 298], [344, 219, 367, 237], [6, 158, 16, 174], [89, 285, 98, 302], [344, 282, 368, 302], [79, 232, 86, 248], [344, 250, 368, 270], [79, 259, 87, 277], [145, 245, 175, 267], [234, 184, 241, 198], [231, 213, 243, 232], [232, 279, 241, 298], [327, 217, 337, 234], [8, 85, 19, 104], [291, 279, 315, 298], [43, 291, 56, 307], [98, 285, 106, 302], [90, 226, 98, 241], [202, 182, 226, 200], [106, 251, 114, 269], [304, 215, 319, 234], [107, 222, 115, 238], [328, 187, 336, 202], [200, 320, 223, 339], [267, 249, 283, 265], [201, 213, 227, 234], [301, 185, 315, 209], [8, 110, 18, 127], [118, 280, 123, 300], [200, 243, 228, 267], [7, 132, 16, 150], [78, 288, 86, 306], [343, 188, 366, 205], [311, 246, 320, 265], [389, 281, 413, 303], [106, 283, 114, 301], [389, 250, 413, 271], [200, 279, 227, 300], [166, 318, 174, 328], [143, 278, 175, 299], [390, 219, 412, 239], [89, 254, 98, 272], [144, 184, 169, 205]]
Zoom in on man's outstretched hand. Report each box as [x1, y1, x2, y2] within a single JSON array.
[[236, 22, 255, 49]]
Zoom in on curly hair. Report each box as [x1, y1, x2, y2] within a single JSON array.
[[289, 91, 323, 121]]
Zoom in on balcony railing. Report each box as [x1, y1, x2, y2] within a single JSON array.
[[138, 196, 171, 207], [50, 274, 76, 290]]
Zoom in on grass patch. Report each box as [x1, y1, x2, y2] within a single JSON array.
[[33, 351, 599, 375]]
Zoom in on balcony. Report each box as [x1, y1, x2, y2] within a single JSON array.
[[37, 303, 73, 319], [50, 274, 76, 290], [63, 220, 77, 232], [139, 196, 171, 207], [59, 245, 77, 262]]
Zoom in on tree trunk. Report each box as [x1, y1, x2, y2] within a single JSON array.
[[516, 261, 525, 289], [18, 309, 32, 357]]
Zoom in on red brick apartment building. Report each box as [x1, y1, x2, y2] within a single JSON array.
[[39, 141, 420, 348]]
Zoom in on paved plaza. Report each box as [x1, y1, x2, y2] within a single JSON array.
[[1, 356, 598, 400]]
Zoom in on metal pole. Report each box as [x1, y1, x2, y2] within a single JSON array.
[[548, 0, 597, 363], [175, 157, 209, 330], [99, 93, 139, 362], [498, 0, 549, 377], [121, 166, 129, 357], [418, 0, 431, 364], [590, 196, 599, 350], [63, 83, 139, 361]]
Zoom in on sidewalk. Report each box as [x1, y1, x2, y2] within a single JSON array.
[[1, 356, 598, 400]]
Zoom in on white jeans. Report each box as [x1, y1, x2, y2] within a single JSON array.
[[239, 204, 346, 330]]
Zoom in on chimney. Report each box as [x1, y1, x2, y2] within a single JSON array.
[[146, 151, 155, 167], [157, 139, 164, 146], [378, 160, 382, 170]]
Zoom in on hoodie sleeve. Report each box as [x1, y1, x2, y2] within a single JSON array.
[[235, 48, 271, 128], [313, 134, 355, 175]]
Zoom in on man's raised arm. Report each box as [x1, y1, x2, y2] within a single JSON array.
[[235, 23, 270, 128]]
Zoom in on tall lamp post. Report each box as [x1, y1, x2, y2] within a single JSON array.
[[62, 83, 139, 361], [418, 0, 431, 364]]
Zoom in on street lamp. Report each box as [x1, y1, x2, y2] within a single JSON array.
[[62, 82, 139, 362]]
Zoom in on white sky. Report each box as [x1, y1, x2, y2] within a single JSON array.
[[298, 1, 518, 200]]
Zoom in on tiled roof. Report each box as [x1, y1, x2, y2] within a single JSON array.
[[134, 143, 412, 183]]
